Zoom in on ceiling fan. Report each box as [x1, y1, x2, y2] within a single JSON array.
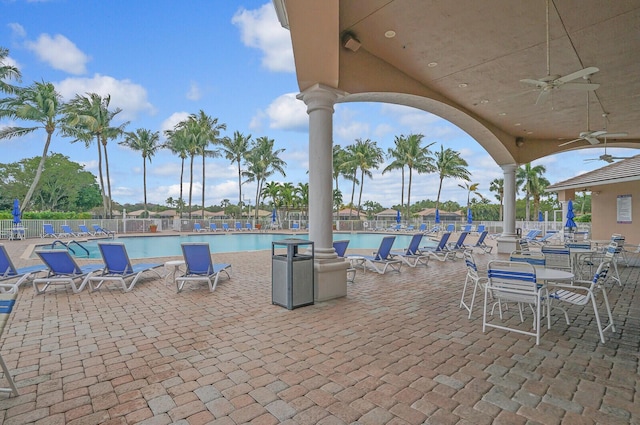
[[559, 93, 628, 146], [520, 0, 600, 105], [584, 138, 634, 163]]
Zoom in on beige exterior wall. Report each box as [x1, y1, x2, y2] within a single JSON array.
[[590, 181, 640, 245]]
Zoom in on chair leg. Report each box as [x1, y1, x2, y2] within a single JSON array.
[[0, 353, 18, 396]]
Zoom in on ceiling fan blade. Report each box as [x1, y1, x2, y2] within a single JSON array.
[[557, 67, 599, 83], [610, 156, 633, 160], [535, 89, 551, 105], [603, 132, 628, 138], [583, 158, 599, 162], [585, 137, 601, 145], [558, 138, 583, 147], [590, 130, 607, 137], [557, 82, 600, 91], [520, 78, 547, 88]]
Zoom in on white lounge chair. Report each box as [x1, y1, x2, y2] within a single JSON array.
[[176, 243, 232, 292], [347, 236, 401, 275], [33, 250, 103, 294], [0, 244, 46, 293], [390, 233, 429, 268]]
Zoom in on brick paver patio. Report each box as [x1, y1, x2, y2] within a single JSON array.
[[0, 234, 638, 424]]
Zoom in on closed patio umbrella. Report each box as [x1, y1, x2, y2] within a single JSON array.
[[538, 211, 544, 222], [467, 208, 473, 224], [12, 199, 21, 225], [396, 210, 401, 224], [565, 200, 577, 229], [271, 208, 276, 223], [435, 208, 440, 224]]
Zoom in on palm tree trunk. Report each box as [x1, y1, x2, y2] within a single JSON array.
[[349, 172, 357, 220], [102, 140, 112, 218], [143, 158, 147, 215], [179, 158, 185, 218], [499, 196, 504, 221], [188, 155, 194, 219], [201, 154, 206, 219], [406, 168, 412, 221], [436, 178, 444, 210], [357, 169, 365, 216], [21, 131, 52, 212], [237, 159, 242, 213], [96, 135, 107, 218]]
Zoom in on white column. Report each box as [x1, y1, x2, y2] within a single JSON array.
[[497, 163, 518, 253], [297, 84, 348, 301]]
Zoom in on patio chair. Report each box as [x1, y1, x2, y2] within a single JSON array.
[[462, 225, 472, 232], [209, 223, 218, 232], [405, 224, 415, 232], [530, 232, 560, 246], [92, 225, 114, 236], [245, 222, 253, 231], [521, 229, 542, 243], [77, 224, 92, 236], [86, 242, 163, 292], [509, 251, 546, 267], [484, 260, 543, 345], [222, 223, 230, 232], [446, 231, 470, 259], [546, 260, 615, 343], [193, 223, 204, 232], [420, 232, 452, 262], [234, 222, 242, 231], [292, 222, 300, 231], [0, 244, 46, 293], [476, 224, 486, 234], [33, 250, 104, 294], [418, 223, 427, 233], [390, 233, 429, 268], [42, 224, 59, 238], [60, 225, 76, 238], [0, 291, 20, 396], [347, 236, 401, 274], [176, 243, 232, 292], [460, 250, 488, 319], [466, 230, 493, 254], [333, 240, 356, 282], [446, 224, 455, 232], [540, 246, 572, 272]]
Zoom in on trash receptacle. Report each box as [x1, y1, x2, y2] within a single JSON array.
[[272, 238, 314, 310], [516, 228, 522, 238]]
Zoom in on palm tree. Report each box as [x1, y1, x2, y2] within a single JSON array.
[[192, 111, 225, 218], [164, 126, 189, 217], [489, 178, 505, 221], [295, 182, 309, 221], [343, 138, 384, 218], [244, 136, 286, 219], [0, 81, 64, 212], [220, 131, 251, 211], [119, 128, 160, 216], [0, 47, 21, 95], [333, 144, 357, 217], [516, 163, 547, 221], [433, 145, 470, 210], [458, 182, 485, 219]]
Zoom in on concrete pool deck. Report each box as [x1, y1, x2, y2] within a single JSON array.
[[0, 233, 639, 424]]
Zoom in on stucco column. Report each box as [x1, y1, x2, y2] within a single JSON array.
[[297, 84, 348, 301], [497, 163, 518, 253]]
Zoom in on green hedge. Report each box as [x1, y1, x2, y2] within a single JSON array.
[[0, 211, 93, 220]]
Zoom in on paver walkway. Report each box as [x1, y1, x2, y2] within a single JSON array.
[[0, 235, 638, 424]]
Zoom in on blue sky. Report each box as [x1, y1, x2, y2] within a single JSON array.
[[1, 0, 633, 210]]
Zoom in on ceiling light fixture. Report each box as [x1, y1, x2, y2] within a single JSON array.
[[480, 99, 489, 104], [458, 83, 468, 88], [427, 62, 438, 67], [385, 30, 396, 38], [498, 112, 507, 116], [342, 32, 361, 52]]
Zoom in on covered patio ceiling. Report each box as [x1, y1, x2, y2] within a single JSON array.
[[275, 0, 640, 166]]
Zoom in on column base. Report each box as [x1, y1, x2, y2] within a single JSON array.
[[314, 257, 349, 302], [497, 234, 518, 254]]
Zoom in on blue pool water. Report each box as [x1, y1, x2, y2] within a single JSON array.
[[35, 232, 437, 259]]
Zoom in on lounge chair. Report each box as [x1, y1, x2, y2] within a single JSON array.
[[476, 224, 486, 234], [60, 225, 76, 237], [459, 250, 488, 319], [405, 224, 415, 232], [0, 244, 46, 293], [347, 236, 402, 274], [292, 222, 300, 231], [33, 250, 103, 294], [446, 224, 455, 232], [521, 229, 542, 243], [209, 223, 218, 232], [462, 225, 473, 232], [193, 223, 204, 232], [420, 232, 452, 261], [222, 223, 230, 232], [234, 222, 242, 231], [245, 222, 252, 231], [0, 291, 19, 395], [333, 240, 356, 282], [446, 231, 470, 259], [92, 225, 114, 236], [77, 225, 92, 236], [466, 230, 493, 254], [86, 242, 163, 292], [42, 224, 59, 238], [418, 223, 427, 233], [176, 243, 232, 292], [390, 233, 429, 268], [530, 232, 559, 246]]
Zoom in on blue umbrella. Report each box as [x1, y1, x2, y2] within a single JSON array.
[[434, 208, 440, 224], [467, 208, 473, 224], [271, 208, 277, 223], [538, 211, 544, 222], [12, 199, 21, 225], [565, 200, 577, 229], [396, 209, 401, 224]]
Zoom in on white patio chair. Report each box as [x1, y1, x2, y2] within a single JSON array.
[[460, 250, 488, 319]]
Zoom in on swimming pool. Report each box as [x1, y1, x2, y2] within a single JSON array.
[[35, 232, 438, 259]]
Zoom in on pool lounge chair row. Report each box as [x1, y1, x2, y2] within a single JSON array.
[[42, 224, 114, 238]]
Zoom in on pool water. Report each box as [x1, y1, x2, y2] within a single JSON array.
[[35, 232, 438, 259]]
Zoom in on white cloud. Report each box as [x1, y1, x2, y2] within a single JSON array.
[[160, 112, 191, 137], [264, 93, 307, 131], [25, 33, 90, 75], [231, 3, 294, 72], [186, 81, 201, 101], [56, 74, 155, 121], [8, 23, 26, 38]]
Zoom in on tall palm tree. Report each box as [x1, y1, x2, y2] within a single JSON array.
[[164, 126, 189, 217], [244, 136, 287, 219], [458, 182, 485, 218], [220, 131, 251, 211], [343, 138, 384, 218], [516, 163, 547, 221], [433, 145, 470, 210], [489, 178, 505, 221], [399, 134, 435, 219], [295, 182, 309, 221], [333, 144, 357, 217], [119, 128, 160, 216], [382, 136, 408, 213], [0, 47, 21, 95], [0, 81, 64, 212], [192, 111, 225, 218]]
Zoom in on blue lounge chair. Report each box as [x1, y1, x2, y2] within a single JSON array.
[[209, 223, 218, 232], [60, 225, 76, 237], [530, 232, 559, 246], [245, 222, 252, 231], [0, 244, 46, 293], [235, 222, 242, 231], [33, 250, 103, 294], [446, 231, 470, 259], [333, 240, 356, 282], [193, 223, 204, 232], [42, 224, 59, 238], [77, 225, 92, 236], [92, 225, 114, 236], [420, 232, 452, 261], [405, 224, 415, 232], [86, 242, 163, 292], [292, 222, 300, 231], [176, 243, 232, 292], [446, 224, 455, 232], [348, 236, 401, 274], [0, 291, 19, 395], [390, 233, 429, 267], [466, 230, 493, 254], [476, 224, 485, 234], [462, 225, 472, 232], [521, 229, 542, 243], [222, 223, 230, 232], [418, 223, 427, 232]]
